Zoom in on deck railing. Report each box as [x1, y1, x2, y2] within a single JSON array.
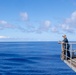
[[61, 42, 76, 65]]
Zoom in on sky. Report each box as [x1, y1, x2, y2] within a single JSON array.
[[0, 0, 76, 41]]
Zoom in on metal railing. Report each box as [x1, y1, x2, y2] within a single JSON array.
[[61, 42, 76, 65]]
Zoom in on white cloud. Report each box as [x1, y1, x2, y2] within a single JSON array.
[[0, 20, 15, 29], [40, 20, 51, 31], [43, 20, 51, 27], [60, 11, 76, 33], [0, 20, 7, 25], [51, 27, 58, 33], [20, 12, 28, 21], [71, 11, 76, 20], [61, 24, 74, 33], [32, 20, 52, 33], [19, 12, 52, 33], [65, 11, 76, 25], [18, 11, 76, 34], [0, 36, 9, 39], [61, 24, 70, 30]]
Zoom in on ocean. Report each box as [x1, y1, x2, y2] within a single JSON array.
[[0, 41, 76, 75]]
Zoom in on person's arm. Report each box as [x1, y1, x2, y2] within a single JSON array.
[[58, 41, 64, 44]]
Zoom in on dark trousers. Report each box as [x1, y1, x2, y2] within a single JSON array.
[[64, 50, 70, 59]]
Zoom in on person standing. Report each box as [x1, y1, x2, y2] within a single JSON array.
[[58, 35, 70, 60]]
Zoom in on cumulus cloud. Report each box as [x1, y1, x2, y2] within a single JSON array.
[[43, 20, 51, 27], [0, 12, 52, 34], [37, 20, 51, 32], [61, 24, 70, 30], [0, 36, 9, 39], [20, 12, 28, 21], [65, 11, 76, 25], [17, 20, 52, 33], [60, 11, 76, 33], [19, 12, 53, 33], [61, 24, 74, 33], [0, 20, 34, 32], [51, 27, 58, 33], [19, 11, 76, 34], [0, 20, 7, 24], [0, 20, 15, 29], [1, 10, 76, 35]]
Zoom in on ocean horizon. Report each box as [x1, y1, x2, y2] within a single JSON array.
[[0, 41, 76, 75]]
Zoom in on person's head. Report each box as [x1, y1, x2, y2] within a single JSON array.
[[62, 34, 66, 38]]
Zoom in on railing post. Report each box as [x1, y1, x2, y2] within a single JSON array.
[[61, 43, 65, 60], [61, 43, 63, 60], [66, 43, 67, 60], [70, 43, 72, 65]]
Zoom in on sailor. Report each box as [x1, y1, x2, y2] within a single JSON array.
[[58, 35, 70, 60]]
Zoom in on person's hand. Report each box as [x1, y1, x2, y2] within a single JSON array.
[[58, 41, 61, 44]]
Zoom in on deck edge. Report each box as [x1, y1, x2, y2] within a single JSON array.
[[64, 60, 76, 72]]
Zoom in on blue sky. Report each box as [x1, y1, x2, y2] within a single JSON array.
[[0, 0, 76, 41]]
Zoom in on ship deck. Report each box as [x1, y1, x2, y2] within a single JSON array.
[[64, 57, 76, 72]]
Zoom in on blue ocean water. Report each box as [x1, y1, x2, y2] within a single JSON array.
[[0, 41, 76, 75]]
